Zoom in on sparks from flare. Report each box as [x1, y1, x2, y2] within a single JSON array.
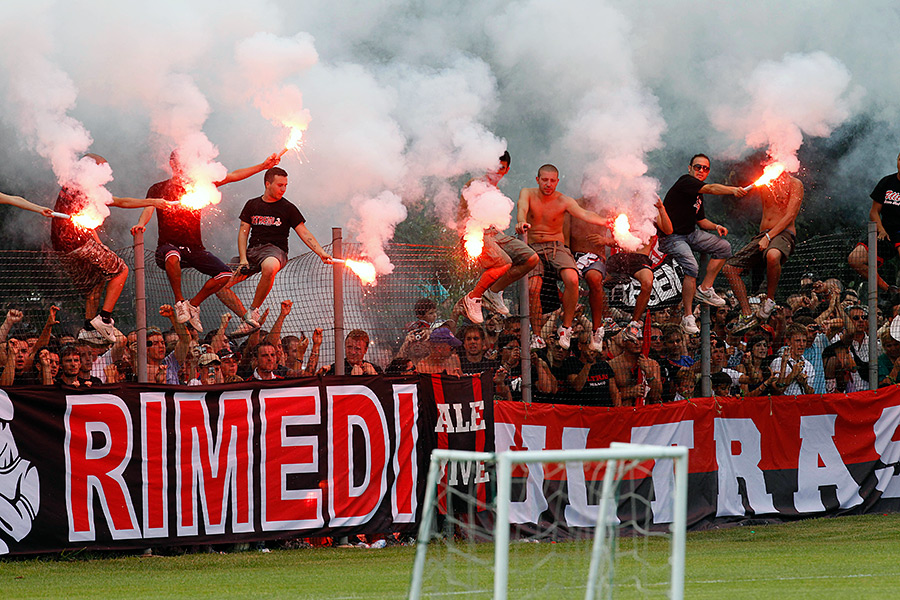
[[333, 258, 377, 285], [71, 210, 103, 230], [742, 163, 786, 191], [178, 181, 220, 210], [278, 127, 308, 162], [463, 226, 484, 259], [612, 213, 642, 251]]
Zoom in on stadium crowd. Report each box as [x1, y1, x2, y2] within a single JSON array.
[[2, 149, 900, 406]]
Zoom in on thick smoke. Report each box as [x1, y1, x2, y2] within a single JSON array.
[[1, 0, 899, 260], [710, 52, 858, 172]]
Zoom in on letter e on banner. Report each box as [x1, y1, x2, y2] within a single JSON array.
[[65, 394, 141, 542], [328, 385, 389, 527], [260, 387, 324, 531]]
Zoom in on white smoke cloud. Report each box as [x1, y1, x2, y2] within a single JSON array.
[[347, 190, 408, 276], [709, 52, 859, 172], [0, 4, 113, 224]]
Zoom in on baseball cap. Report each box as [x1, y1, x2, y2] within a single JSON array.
[[199, 353, 221, 367], [429, 327, 462, 347]]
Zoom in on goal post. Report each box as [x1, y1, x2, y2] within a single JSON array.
[[409, 445, 689, 600]]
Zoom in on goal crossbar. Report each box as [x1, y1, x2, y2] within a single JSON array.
[[409, 444, 689, 600]]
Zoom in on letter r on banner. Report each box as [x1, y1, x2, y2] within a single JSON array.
[[65, 395, 141, 542]]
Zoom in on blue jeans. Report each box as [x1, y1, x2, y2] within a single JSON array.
[[658, 230, 731, 278]]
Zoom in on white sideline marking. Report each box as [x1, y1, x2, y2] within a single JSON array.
[[691, 572, 900, 585]]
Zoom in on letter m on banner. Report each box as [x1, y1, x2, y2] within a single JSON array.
[[175, 391, 254, 536]]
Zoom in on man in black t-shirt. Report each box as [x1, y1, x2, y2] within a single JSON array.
[[560, 336, 620, 406], [848, 151, 900, 297], [132, 151, 281, 332], [233, 167, 332, 324], [658, 153, 747, 334]]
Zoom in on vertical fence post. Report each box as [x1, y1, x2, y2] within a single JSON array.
[[333, 227, 344, 376], [518, 233, 532, 404], [868, 220, 878, 389], [133, 230, 148, 383], [699, 253, 711, 397]]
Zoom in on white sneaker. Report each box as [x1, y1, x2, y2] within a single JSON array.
[[462, 293, 484, 324], [482, 289, 511, 316], [187, 302, 203, 332], [90, 315, 117, 343], [681, 314, 700, 335], [244, 308, 261, 328], [695, 286, 726, 307], [174, 300, 191, 324], [530, 334, 546, 349], [590, 327, 604, 352], [557, 326, 573, 350], [758, 297, 776, 320]]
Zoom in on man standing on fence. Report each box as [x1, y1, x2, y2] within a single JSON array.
[[232, 167, 332, 325], [848, 151, 900, 298], [723, 169, 804, 329], [516, 164, 609, 350], [132, 151, 282, 333], [458, 151, 539, 324], [52, 154, 172, 343], [658, 153, 748, 335]]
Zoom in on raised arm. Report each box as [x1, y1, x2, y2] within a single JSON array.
[[266, 300, 292, 347], [112, 196, 173, 209], [699, 183, 747, 197], [293, 223, 333, 263], [564, 196, 606, 227], [23, 305, 59, 373], [655, 197, 673, 235], [215, 153, 281, 187], [0, 191, 53, 217]]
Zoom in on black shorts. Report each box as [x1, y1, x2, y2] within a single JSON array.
[[155, 244, 232, 279], [606, 252, 652, 277]]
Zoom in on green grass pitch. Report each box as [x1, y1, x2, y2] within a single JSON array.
[[3, 514, 900, 599]]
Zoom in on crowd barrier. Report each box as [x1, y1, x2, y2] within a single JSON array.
[[1, 375, 898, 555]]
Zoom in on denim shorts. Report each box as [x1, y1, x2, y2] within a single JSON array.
[[658, 229, 731, 278]]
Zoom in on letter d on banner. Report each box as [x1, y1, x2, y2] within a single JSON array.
[[327, 385, 389, 527]]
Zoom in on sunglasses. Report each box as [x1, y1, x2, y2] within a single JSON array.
[[850, 315, 867, 321], [691, 164, 710, 173], [650, 335, 661, 341]]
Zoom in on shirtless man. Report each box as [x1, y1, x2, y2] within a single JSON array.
[[568, 198, 615, 351], [459, 151, 539, 323], [723, 170, 804, 326], [516, 164, 607, 350]]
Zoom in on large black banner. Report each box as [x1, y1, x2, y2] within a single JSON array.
[[0, 374, 490, 555]]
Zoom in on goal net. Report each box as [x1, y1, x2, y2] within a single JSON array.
[[409, 445, 688, 600]]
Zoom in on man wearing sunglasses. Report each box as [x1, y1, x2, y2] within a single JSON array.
[[658, 154, 747, 334]]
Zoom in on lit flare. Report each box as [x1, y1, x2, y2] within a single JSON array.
[[71, 209, 103, 230], [333, 258, 377, 285], [179, 182, 219, 210], [612, 213, 642, 250], [463, 227, 484, 259], [742, 163, 786, 192], [278, 127, 305, 159]]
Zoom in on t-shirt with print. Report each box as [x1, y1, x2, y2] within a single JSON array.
[[239, 196, 305, 253], [661, 174, 706, 235], [870, 173, 900, 235]]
